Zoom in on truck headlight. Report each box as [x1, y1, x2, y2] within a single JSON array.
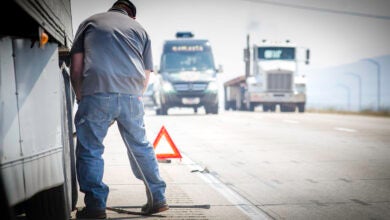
[[207, 81, 218, 91], [162, 81, 174, 92], [294, 84, 306, 94]]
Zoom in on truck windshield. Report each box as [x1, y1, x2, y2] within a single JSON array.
[[258, 47, 295, 60], [161, 51, 215, 73]]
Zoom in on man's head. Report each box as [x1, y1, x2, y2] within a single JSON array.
[[111, 0, 136, 18]]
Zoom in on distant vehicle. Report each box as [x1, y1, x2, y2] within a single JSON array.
[[154, 32, 222, 115], [224, 35, 310, 112], [0, 0, 77, 219]]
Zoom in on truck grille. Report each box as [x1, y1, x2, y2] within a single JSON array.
[[173, 83, 207, 92], [267, 73, 292, 92]]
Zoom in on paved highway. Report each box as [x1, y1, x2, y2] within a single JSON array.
[[72, 108, 390, 219]]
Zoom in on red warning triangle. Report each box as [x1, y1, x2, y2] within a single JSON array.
[[153, 126, 182, 159]]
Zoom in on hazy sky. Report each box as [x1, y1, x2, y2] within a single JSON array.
[[71, 0, 390, 78]]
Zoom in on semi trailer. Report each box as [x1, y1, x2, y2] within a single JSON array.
[[0, 0, 77, 219]]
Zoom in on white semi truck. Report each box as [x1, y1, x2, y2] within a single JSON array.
[[0, 0, 77, 219], [224, 35, 310, 112]]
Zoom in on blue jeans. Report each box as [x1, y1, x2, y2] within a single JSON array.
[[75, 93, 166, 210]]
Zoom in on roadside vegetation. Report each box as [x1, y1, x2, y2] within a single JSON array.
[[307, 108, 390, 117]]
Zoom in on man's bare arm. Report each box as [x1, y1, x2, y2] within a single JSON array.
[[70, 52, 84, 102]]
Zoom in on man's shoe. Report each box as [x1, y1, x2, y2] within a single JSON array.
[[76, 207, 107, 219], [141, 201, 169, 215]]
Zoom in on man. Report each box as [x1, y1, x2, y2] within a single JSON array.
[[70, 0, 168, 218]]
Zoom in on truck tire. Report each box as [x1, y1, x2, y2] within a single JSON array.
[[160, 104, 168, 115], [237, 101, 247, 111], [205, 104, 218, 114], [280, 105, 285, 112], [290, 104, 297, 112], [61, 67, 78, 211], [25, 183, 70, 220], [248, 103, 255, 112], [62, 67, 78, 211], [298, 103, 305, 113], [231, 103, 237, 111], [225, 101, 236, 111], [281, 104, 295, 112], [281, 104, 296, 112], [224, 101, 232, 110], [224, 105, 229, 111], [0, 171, 15, 220]]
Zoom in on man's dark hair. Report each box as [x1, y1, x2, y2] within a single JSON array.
[[112, 0, 136, 18]]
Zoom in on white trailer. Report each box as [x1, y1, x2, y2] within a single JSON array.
[[0, 1, 77, 219]]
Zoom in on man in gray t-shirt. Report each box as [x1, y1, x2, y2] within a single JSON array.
[[71, 0, 153, 97], [70, 1, 168, 218]]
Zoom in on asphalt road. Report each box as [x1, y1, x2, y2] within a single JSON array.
[[142, 108, 390, 220]]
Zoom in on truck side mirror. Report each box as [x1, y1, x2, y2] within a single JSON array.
[[305, 49, 310, 65]]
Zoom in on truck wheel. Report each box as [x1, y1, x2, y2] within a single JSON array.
[[25, 183, 70, 220], [231, 101, 237, 111], [213, 105, 219, 114], [249, 103, 255, 112], [0, 171, 15, 219], [160, 104, 168, 115], [61, 68, 78, 213], [298, 103, 305, 113], [281, 104, 295, 112], [270, 105, 276, 112], [224, 101, 230, 110], [62, 67, 78, 211], [205, 104, 218, 114], [194, 107, 198, 114], [263, 104, 270, 112], [290, 104, 297, 112], [280, 104, 287, 112]]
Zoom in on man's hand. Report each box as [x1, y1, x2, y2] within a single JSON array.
[[142, 70, 151, 94], [70, 52, 84, 102]]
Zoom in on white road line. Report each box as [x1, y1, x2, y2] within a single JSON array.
[[334, 127, 357, 133], [283, 120, 299, 124], [181, 154, 271, 220]]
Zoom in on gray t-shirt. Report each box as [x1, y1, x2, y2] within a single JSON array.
[[71, 10, 153, 96]]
